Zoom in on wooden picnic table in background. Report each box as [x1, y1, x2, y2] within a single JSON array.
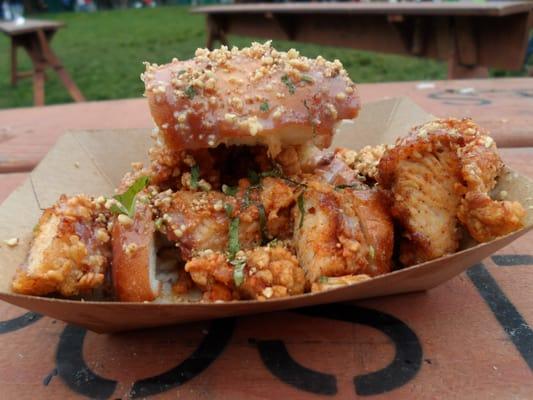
[[0, 78, 532, 398], [193, 1, 533, 79], [0, 19, 85, 107]]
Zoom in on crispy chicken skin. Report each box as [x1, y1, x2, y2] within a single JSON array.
[[143, 42, 359, 156], [293, 180, 393, 283], [378, 118, 526, 266], [185, 245, 305, 301], [12, 195, 111, 297]]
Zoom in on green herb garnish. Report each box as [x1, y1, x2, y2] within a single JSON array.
[[224, 203, 234, 218], [154, 218, 164, 231], [258, 204, 268, 245], [281, 74, 296, 94], [231, 257, 246, 287], [260, 101, 270, 112], [227, 217, 240, 260], [190, 164, 200, 189], [248, 170, 261, 186], [110, 175, 150, 217], [297, 192, 305, 228], [185, 85, 197, 99], [368, 246, 375, 260], [334, 183, 363, 191], [222, 185, 238, 196], [301, 74, 313, 83]]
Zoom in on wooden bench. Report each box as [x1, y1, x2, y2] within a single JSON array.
[[193, 1, 533, 79]]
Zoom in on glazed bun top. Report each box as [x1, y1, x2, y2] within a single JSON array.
[[142, 41, 360, 155]]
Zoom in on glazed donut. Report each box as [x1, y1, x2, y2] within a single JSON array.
[[142, 42, 360, 156]]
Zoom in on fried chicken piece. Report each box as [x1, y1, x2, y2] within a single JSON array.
[[259, 177, 296, 239], [455, 126, 525, 241], [153, 177, 297, 259], [458, 192, 526, 243], [377, 118, 526, 266], [275, 143, 368, 188], [12, 195, 111, 297], [292, 180, 393, 283], [185, 245, 305, 302], [378, 129, 463, 265]]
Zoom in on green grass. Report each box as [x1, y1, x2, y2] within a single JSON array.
[[0, 6, 527, 109]]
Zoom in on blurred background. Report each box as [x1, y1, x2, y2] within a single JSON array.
[[1, 0, 532, 109]]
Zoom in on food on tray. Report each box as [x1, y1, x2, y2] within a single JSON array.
[[377, 118, 526, 265], [11, 42, 526, 302], [12, 195, 112, 296]]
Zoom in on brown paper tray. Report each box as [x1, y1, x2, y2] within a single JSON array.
[[0, 97, 531, 333]]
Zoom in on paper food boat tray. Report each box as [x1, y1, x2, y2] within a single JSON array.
[[0, 97, 531, 333]]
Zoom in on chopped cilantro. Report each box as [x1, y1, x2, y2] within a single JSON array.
[[297, 192, 305, 228], [301, 74, 313, 83], [231, 257, 246, 287], [261, 168, 282, 178], [248, 170, 261, 186], [110, 175, 149, 217], [259, 101, 270, 112], [190, 164, 200, 189], [334, 183, 363, 191], [281, 74, 296, 94], [258, 204, 268, 244], [185, 85, 197, 99], [368, 246, 375, 260], [222, 185, 238, 196], [227, 217, 240, 260], [224, 203, 234, 218], [154, 218, 164, 231]]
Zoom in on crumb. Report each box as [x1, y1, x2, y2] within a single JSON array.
[[4, 237, 18, 247]]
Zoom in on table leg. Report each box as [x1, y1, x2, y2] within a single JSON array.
[[10, 39, 18, 87], [206, 15, 228, 50], [448, 17, 489, 80], [18, 34, 47, 106], [37, 30, 85, 103]]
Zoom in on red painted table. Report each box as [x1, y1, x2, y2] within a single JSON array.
[[0, 78, 532, 399]]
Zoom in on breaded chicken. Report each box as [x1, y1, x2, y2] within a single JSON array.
[[377, 118, 526, 266], [12, 195, 111, 296], [153, 177, 297, 259], [185, 245, 305, 301], [292, 180, 393, 283], [455, 126, 525, 241], [378, 128, 463, 265], [458, 192, 526, 243]]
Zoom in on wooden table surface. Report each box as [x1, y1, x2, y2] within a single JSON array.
[[0, 78, 532, 399], [0, 19, 64, 36]]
